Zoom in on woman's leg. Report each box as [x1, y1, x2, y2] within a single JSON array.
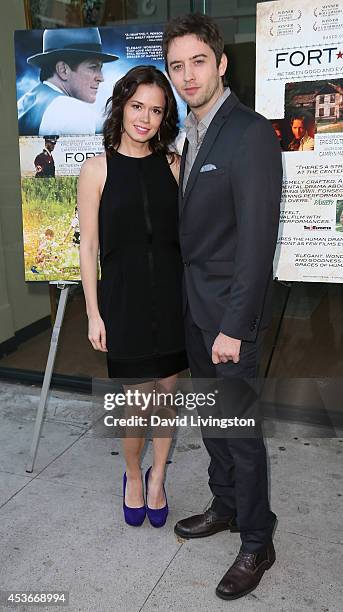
[[122, 380, 155, 507], [148, 373, 179, 509]]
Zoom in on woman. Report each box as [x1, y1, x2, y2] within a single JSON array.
[[78, 65, 187, 528]]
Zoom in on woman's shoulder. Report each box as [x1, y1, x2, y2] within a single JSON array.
[[80, 152, 106, 174], [78, 153, 107, 196], [79, 153, 107, 186]]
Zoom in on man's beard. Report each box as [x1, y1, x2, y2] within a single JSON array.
[[188, 79, 222, 110]]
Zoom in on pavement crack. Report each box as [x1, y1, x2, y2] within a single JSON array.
[[138, 544, 184, 611]]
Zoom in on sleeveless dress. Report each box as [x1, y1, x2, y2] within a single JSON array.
[[99, 150, 188, 379]]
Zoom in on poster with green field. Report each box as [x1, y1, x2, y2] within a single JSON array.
[[15, 24, 185, 281]]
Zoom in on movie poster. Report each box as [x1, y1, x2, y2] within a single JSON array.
[[256, 0, 343, 283], [15, 25, 186, 281]]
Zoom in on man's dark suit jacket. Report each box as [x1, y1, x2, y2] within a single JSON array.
[[179, 91, 283, 343]]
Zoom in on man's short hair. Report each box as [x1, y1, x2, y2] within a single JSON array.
[[162, 13, 224, 70], [39, 54, 84, 82]]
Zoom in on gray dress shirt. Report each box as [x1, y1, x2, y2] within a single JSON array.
[[183, 86, 231, 194]]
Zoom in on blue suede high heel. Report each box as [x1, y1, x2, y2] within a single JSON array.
[[145, 467, 169, 528], [123, 473, 146, 526]]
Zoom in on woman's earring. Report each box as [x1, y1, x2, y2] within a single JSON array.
[[157, 129, 161, 141], [121, 122, 124, 133]]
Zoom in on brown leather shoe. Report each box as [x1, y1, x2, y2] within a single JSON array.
[[174, 508, 238, 539], [215, 541, 275, 600]]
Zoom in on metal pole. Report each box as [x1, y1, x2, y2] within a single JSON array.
[[26, 284, 70, 473]]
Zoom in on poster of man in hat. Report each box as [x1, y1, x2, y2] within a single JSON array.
[[16, 28, 118, 136], [15, 24, 185, 138]]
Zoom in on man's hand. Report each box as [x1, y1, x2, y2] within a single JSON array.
[[212, 332, 241, 364]]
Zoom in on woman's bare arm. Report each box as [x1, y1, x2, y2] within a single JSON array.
[[78, 153, 107, 351]]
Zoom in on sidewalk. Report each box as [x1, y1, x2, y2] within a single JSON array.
[[0, 380, 342, 612]]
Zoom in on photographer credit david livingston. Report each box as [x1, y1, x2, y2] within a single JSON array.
[[102, 388, 256, 430]]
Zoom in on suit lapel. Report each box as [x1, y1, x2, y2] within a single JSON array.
[[180, 92, 240, 214], [178, 138, 188, 215]]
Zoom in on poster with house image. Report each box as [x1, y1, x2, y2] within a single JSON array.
[[285, 79, 343, 138]]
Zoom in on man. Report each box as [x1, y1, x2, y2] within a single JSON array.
[[18, 28, 118, 136], [34, 135, 58, 178], [288, 113, 314, 151], [163, 14, 282, 601]]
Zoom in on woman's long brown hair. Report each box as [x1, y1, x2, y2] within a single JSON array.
[[103, 65, 179, 158]]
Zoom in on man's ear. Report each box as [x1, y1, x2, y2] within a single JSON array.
[[55, 60, 69, 81], [219, 53, 228, 78]]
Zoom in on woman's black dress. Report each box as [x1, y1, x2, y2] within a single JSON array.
[[99, 150, 188, 379]]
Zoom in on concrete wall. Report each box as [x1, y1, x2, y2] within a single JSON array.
[[0, 0, 50, 344]]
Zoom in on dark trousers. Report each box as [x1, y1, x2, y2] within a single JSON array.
[[184, 305, 276, 553]]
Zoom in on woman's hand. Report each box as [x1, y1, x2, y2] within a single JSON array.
[[88, 315, 108, 352]]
